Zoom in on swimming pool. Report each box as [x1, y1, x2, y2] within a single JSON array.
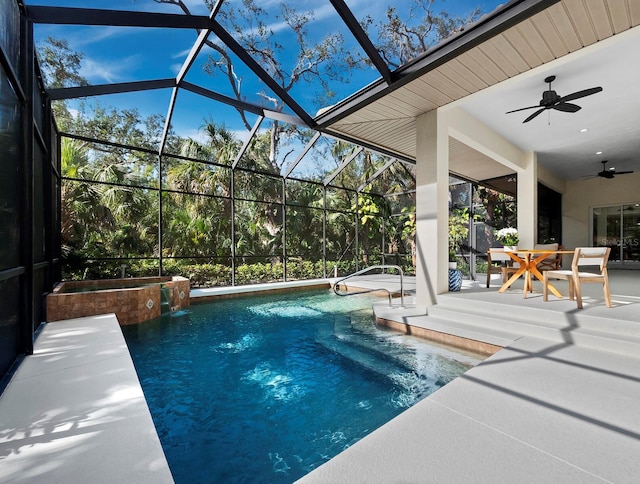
[[122, 288, 483, 483]]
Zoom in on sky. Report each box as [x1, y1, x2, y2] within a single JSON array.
[[30, 0, 505, 144]]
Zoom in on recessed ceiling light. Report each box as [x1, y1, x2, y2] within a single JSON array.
[[580, 128, 588, 132], [596, 151, 603, 155]]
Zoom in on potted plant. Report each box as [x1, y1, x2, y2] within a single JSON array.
[[496, 227, 519, 251]]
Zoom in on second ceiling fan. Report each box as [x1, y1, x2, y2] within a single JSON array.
[[506, 75, 603, 123], [596, 160, 634, 179]]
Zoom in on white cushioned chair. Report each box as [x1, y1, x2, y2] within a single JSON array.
[[543, 247, 612, 308]]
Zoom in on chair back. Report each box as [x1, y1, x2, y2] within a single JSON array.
[[534, 243, 558, 252], [535, 243, 561, 270], [571, 247, 610, 271], [487, 248, 512, 262]]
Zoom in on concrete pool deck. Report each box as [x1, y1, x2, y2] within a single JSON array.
[[0, 314, 173, 484], [300, 270, 640, 483], [299, 336, 640, 483]]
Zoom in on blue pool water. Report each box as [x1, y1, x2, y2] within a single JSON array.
[[122, 288, 483, 483]]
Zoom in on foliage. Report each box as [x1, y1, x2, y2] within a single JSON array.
[[449, 207, 469, 260]]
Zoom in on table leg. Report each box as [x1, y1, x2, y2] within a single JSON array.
[[499, 252, 526, 293], [531, 253, 563, 298], [523, 254, 533, 298]]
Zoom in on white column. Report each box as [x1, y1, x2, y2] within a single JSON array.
[[415, 110, 449, 313], [517, 152, 537, 247]]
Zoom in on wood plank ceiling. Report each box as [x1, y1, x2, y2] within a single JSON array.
[[324, 0, 640, 179]]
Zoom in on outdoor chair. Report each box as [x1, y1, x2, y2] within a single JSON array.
[[534, 243, 562, 271], [486, 248, 520, 288], [543, 247, 612, 308]]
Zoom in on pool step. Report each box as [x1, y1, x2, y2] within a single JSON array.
[[375, 294, 640, 358], [437, 294, 640, 356], [317, 317, 412, 376], [316, 314, 470, 394]]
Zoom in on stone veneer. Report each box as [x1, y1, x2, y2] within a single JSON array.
[[46, 276, 190, 325]]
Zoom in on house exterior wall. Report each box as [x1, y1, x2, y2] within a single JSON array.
[[563, 172, 640, 251]]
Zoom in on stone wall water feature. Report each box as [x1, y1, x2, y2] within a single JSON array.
[[46, 276, 190, 325]]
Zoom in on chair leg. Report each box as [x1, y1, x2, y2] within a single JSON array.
[[603, 277, 612, 308], [568, 279, 574, 301], [573, 275, 583, 309], [543, 272, 549, 301], [487, 265, 495, 288]]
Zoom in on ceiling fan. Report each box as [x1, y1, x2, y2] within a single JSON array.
[[506, 75, 603, 123], [595, 160, 634, 179]]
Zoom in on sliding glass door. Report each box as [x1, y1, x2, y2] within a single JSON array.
[[592, 203, 640, 267]]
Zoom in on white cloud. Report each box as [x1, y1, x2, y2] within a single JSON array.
[[178, 127, 210, 144], [71, 26, 124, 49], [170, 62, 185, 76], [80, 54, 142, 84]]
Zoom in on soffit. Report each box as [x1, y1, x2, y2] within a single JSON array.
[[324, 0, 640, 174], [449, 138, 515, 183]]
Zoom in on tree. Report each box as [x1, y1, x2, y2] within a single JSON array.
[[37, 37, 88, 128], [38, 37, 87, 89], [353, 0, 481, 69]]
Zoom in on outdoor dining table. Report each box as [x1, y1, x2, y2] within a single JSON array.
[[498, 249, 575, 298]]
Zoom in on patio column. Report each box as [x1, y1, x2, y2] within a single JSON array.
[[415, 110, 449, 312], [517, 152, 537, 247]]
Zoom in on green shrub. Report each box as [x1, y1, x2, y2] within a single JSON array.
[[61, 257, 417, 287]]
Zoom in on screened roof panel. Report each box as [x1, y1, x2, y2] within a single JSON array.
[[164, 89, 259, 163], [343, 0, 507, 70], [331, 149, 391, 191], [215, 0, 381, 117], [57, 89, 177, 151], [181, 30, 298, 119], [34, 24, 197, 88], [27, 0, 211, 14], [28, 0, 526, 173], [233, 119, 310, 174], [287, 135, 349, 183], [367, 160, 416, 196]]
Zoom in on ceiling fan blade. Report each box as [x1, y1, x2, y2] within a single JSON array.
[[552, 102, 581, 113], [523, 108, 545, 123], [505, 105, 542, 114], [614, 170, 634, 175], [598, 171, 615, 179], [559, 86, 603, 103]]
